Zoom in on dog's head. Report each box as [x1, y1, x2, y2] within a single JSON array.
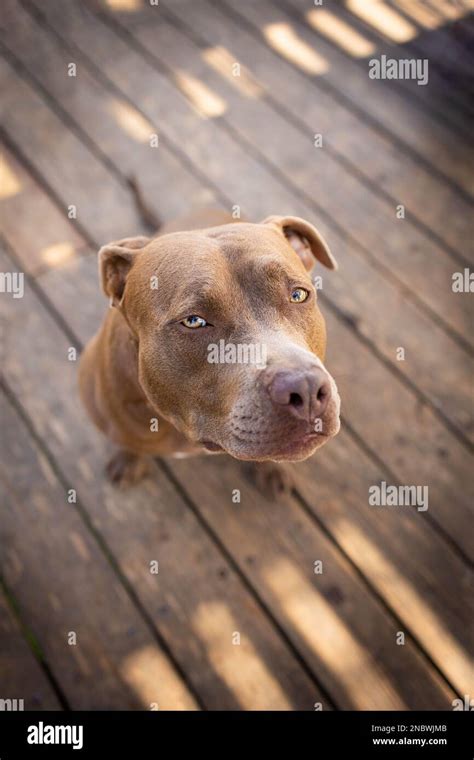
[[99, 216, 340, 461]]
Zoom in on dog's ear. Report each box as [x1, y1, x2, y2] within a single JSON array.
[[262, 215, 337, 271], [99, 236, 150, 306]]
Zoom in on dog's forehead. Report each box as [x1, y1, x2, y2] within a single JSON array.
[[204, 222, 291, 262], [147, 222, 300, 275]]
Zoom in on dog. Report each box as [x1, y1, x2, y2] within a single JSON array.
[[79, 207, 341, 497]]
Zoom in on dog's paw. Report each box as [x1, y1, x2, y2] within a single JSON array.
[[105, 450, 153, 488], [247, 461, 294, 500]]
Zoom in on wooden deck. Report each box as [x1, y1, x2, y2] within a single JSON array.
[[0, 0, 473, 710]]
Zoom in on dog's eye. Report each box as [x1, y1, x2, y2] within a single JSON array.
[[290, 287, 309, 303], [181, 315, 208, 329]]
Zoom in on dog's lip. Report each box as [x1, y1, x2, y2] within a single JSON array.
[[200, 429, 327, 457], [200, 440, 224, 452], [272, 430, 328, 455]]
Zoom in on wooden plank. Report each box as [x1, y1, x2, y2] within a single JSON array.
[[323, 307, 474, 561], [168, 449, 472, 700], [0, 249, 322, 711], [167, 456, 457, 710], [2, 0, 217, 227], [33, 260, 454, 710], [2, 5, 471, 552], [5, 0, 269, 218], [290, 428, 474, 696], [284, 0, 474, 129], [0, 587, 62, 710], [0, 145, 87, 276], [0, 388, 198, 710], [167, 0, 473, 261], [222, 0, 474, 197], [0, 67, 143, 246]]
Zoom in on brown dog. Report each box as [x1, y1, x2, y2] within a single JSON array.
[[79, 209, 341, 495]]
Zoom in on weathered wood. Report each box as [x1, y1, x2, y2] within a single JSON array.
[[0, 145, 87, 275], [323, 308, 474, 560], [0, 586, 62, 709], [284, 0, 474, 130], [0, 247, 322, 711], [4, 1, 217, 227], [0, 0, 471, 711], [223, 0, 474, 196], [2, 0, 470, 551], [36, 258, 455, 710], [3, 1, 470, 550], [391, 0, 470, 75], [290, 427, 474, 696], [0, 388, 198, 710], [0, 65, 143, 245], [168, 0, 473, 260], [167, 453, 456, 709], [7, 1, 473, 450]]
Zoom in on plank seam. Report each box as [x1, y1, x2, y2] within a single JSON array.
[[0, 572, 70, 710], [160, 460, 459, 703], [216, 0, 474, 203], [158, 460, 339, 709], [17, 0, 241, 216], [340, 415, 474, 569], [0, 124, 97, 252], [290, 488, 461, 701]]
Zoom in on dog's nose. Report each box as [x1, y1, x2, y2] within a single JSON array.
[[267, 368, 331, 421]]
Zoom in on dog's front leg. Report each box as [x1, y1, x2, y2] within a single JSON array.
[[105, 450, 154, 488], [245, 461, 294, 500]]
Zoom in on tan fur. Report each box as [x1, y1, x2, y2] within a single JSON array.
[[79, 209, 340, 488]]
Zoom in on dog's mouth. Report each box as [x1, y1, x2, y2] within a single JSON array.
[[200, 440, 224, 453], [197, 379, 341, 462], [200, 426, 333, 462]]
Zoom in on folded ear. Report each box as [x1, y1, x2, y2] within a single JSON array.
[[99, 236, 150, 306], [262, 215, 337, 271]]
